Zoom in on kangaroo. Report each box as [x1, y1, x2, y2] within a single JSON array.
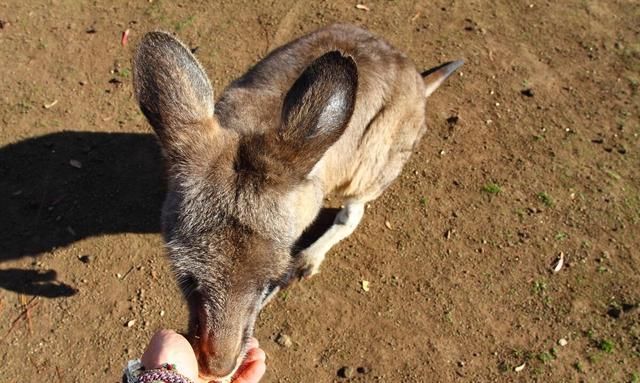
[[133, 23, 462, 382]]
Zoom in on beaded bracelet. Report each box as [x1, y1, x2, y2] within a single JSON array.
[[123, 360, 195, 383]]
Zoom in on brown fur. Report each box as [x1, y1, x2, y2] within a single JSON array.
[[133, 23, 461, 380]]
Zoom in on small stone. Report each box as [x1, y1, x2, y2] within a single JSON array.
[[356, 366, 369, 374], [361, 280, 370, 292], [78, 255, 91, 264], [384, 220, 392, 229], [159, 310, 165, 317], [521, 88, 535, 97], [275, 333, 292, 348], [558, 338, 568, 346], [126, 319, 136, 327], [69, 159, 82, 169], [338, 366, 355, 379]]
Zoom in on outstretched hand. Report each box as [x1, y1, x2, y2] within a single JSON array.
[[141, 330, 266, 383]]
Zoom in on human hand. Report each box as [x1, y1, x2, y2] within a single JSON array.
[[141, 329, 266, 383]]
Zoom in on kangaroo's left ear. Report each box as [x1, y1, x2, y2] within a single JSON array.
[[421, 60, 464, 98]]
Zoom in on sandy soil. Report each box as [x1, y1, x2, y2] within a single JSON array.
[[1, 1, 639, 382]]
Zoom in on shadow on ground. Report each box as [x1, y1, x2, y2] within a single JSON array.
[[0, 131, 165, 296]]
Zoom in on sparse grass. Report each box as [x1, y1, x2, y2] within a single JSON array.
[[573, 361, 584, 373], [631, 372, 639, 383], [17, 99, 33, 114], [537, 192, 554, 207], [555, 232, 567, 241], [587, 353, 600, 364], [537, 351, 554, 363], [629, 77, 639, 96], [533, 279, 547, 296], [604, 169, 622, 180], [419, 196, 427, 206], [118, 68, 131, 78], [598, 339, 614, 353], [175, 15, 196, 31], [482, 182, 502, 194]]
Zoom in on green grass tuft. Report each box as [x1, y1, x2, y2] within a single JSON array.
[[537, 192, 554, 207], [482, 183, 502, 194]]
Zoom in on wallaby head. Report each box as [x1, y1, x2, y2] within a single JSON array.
[[133, 31, 357, 380]]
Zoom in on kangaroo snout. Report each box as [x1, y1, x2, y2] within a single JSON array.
[[194, 337, 242, 379], [187, 290, 248, 380]]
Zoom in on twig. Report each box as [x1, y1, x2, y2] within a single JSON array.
[[29, 356, 41, 374], [4, 297, 38, 341], [121, 266, 135, 280], [55, 366, 63, 383]]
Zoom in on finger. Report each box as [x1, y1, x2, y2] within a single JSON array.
[[141, 329, 200, 382], [244, 347, 266, 364], [232, 358, 266, 383], [246, 337, 259, 349]]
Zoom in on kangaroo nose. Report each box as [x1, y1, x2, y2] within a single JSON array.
[[202, 351, 240, 378], [193, 327, 242, 379]]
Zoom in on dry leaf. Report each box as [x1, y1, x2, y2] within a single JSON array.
[[44, 100, 58, 109], [356, 4, 370, 11], [552, 252, 564, 273], [121, 29, 130, 47]]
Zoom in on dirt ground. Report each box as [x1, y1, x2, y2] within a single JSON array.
[[1, 1, 639, 382]]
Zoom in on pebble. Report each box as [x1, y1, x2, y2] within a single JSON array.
[[558, 338, 568, 346], [356, 366, 369, 374], [521, 88, 535, 97], [275, 333, 293, 348], [126, 319, 136, 327], [69, 159, 82, 169], [338, 366, 355, 379]]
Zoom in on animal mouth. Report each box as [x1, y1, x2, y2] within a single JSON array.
[[188, 296, 247, 382]]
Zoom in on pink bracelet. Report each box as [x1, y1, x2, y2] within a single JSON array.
[[137, 363, 195, 383]]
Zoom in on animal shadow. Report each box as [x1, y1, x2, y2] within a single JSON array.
[[0, 131, 165, 296]]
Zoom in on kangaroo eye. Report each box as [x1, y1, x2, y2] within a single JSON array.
[[264, 281, 278, 299], [178, 273, 198, 296]]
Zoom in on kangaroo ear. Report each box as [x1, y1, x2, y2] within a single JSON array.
[[421, 60, 464, 98], [133, 32, 215, 160], [277, 51, 358, 176]]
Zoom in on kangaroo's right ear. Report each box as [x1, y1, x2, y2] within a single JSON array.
[[276, 51, 358, 178], [133, 32, 215, 161]]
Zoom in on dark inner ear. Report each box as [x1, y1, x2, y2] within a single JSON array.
[[276, 51, 358, 176]]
